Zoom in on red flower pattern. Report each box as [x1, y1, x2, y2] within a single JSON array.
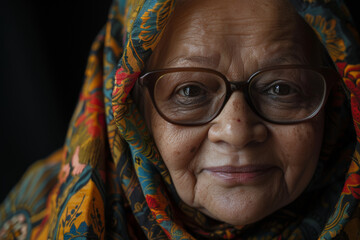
[[145, 195, 160, 209], [114, 67, 140, 103]]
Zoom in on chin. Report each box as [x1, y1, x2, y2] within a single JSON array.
[[193, 183, 293, 226], [202, 204, 275, 226]]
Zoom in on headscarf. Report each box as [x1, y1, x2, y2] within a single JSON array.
[[1, 0, 360, 239]]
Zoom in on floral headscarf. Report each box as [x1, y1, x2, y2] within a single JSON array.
[[1, 0, 360, 239]]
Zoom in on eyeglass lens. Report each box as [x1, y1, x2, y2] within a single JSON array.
[[152, 68, 326, 125]]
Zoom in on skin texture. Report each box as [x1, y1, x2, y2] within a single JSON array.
[[140, 0, 325, 226]]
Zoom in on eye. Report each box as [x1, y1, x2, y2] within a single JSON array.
[[178, 84, 205, 97], [266, 83, 297, 96], [252, 79, 303, 104], [172, 83, 210, 106]]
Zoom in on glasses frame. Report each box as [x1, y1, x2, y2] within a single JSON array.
[[138, 65, 339, 126]]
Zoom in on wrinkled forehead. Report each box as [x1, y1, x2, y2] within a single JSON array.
[[147, 0, 323, 71], [172, 0, 298, 32]]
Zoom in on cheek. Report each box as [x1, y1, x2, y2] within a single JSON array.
[[145, 96, 208, 199], [151, 117, 209, 205], [272, 113, 324, 197], [153, 122, 204, 169]]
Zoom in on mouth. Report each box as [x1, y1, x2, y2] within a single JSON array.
[[203, 165, 277, 185]]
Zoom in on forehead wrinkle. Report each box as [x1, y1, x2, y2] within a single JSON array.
[[151, 0, 318, 72], [166, 54, 221, 69], [191, 2, 293, 34], [195, 18, 295, 50]]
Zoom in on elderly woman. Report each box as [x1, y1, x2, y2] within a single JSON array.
[[1, 0, 360, 239]]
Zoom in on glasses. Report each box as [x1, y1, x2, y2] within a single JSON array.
[[138, 65, 338, 126]]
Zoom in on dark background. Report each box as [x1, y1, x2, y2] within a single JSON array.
[[0, 1, 359, 202], [0, 0, 112, 201]]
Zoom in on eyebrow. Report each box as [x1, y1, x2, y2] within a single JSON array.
[[165, 53, 311, 70], [263, 54, 311, 66], [166, 54, 221, 68]]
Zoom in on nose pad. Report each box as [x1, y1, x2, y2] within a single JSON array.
[[208, 92, 268, 149]]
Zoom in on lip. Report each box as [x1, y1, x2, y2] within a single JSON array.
[[203, 165, 277, 185]]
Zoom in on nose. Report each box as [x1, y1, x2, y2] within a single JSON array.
[[208, 92, 268, 149]]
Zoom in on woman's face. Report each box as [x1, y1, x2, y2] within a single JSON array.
[[142, 0, 325, 225]]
